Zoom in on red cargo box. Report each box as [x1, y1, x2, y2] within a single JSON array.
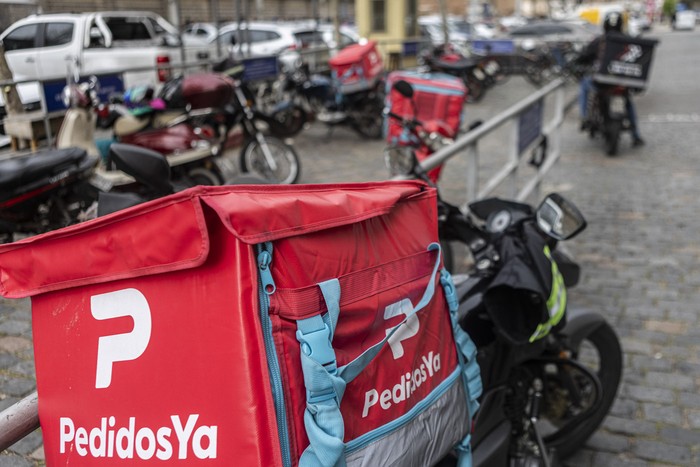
[[0, 182, 481, 466], [329, 41, 384, 94], [159, 73, 235, 109], [385, 71, 467, 182]]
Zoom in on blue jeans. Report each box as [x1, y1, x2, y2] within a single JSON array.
[[579, 75, 594, 120]]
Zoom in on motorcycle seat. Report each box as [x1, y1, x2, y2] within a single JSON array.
[[432, 57, 477, 71], [0, 147, 92, 192]]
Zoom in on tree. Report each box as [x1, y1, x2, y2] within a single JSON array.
[[662, 0, 677, 21]]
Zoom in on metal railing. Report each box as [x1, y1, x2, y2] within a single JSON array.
[[404, 77, 576, 207], [0, 77, 577, 453]]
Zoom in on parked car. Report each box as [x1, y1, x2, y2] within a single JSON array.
[[507, 20, 598, 45], [673, 10, 696, 30], [418, 15, 470, 48], [453, 19, 497, 39], [181, 21, 218, 43], [0, 11, 184, 118], [316, 23, 364, 53], [184, 21, 333, 71]]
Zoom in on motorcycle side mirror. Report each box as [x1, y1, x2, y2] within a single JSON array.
[[108, 143, 174, 196], [536, 193, 587, 241], [393, 80, 414, 99]]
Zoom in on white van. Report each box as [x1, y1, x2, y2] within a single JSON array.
[[673, 10, 696, 31]]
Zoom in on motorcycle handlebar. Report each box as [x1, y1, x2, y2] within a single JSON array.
[[386, 111, 423, 129]]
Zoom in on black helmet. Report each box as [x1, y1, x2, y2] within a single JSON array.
[[604, 11, 623, 33]]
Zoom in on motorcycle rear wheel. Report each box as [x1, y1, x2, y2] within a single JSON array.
[[541, 321, 622, 459], [240, 137, 301, 184], [268, 105, 308, 138], [604, 120, 622, 156]]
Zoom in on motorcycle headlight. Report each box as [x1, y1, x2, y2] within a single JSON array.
[[384, 146, 416, 177]]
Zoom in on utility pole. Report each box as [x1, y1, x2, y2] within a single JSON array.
[[331, 0, 340, 47], [439, 0, 449, 45]]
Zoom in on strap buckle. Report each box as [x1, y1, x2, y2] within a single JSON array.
[[296, 324, 337, 371]]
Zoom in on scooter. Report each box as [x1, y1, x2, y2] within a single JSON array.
[[103, 84, 234, 187], [0, 80, 178, 242]]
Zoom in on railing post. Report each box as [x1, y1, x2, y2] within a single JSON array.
[[509, 117, 520, 199], [466, 142, 478, 205]]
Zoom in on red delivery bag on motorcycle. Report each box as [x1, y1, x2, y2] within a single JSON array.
[[385, 70, 468, 183], [0, 182, 481, 466], [329, 41, 384, 94]]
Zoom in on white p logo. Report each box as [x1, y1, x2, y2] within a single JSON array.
[[384, 299, 420, 360], [91, 289, 152, 389]]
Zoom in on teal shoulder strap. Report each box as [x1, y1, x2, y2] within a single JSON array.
[[296, 279, 347, 467], [440, 268, 483, 466]]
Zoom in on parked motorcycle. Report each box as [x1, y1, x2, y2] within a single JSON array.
[[215, 66, 302, 183], [0, 139, 174, 243], [102, 70, 301, 185], [259, 42, 386, 139], [386, 79, 623, 466]]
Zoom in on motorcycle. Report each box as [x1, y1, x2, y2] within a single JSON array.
[[584, 82, 637, 157], [259, 57, 385, 140], [103, 69, 301, 185], [386, 79, 623, 466], [0, 79, 178, 243], [214, 65, 302, 184]]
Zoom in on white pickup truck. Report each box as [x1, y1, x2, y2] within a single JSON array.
[[0, 11, 191, 115]]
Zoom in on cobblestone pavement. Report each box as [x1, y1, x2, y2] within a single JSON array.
[[1, 25, 699, 466]]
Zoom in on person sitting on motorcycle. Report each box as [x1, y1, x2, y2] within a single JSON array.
[[577, 12, 645, 147]]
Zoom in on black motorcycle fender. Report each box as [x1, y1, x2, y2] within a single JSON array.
[[561, 307, 607, 350]]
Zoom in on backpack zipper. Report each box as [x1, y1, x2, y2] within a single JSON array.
[[257, 242, 292, 467]]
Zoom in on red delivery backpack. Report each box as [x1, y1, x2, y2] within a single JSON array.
[[385, 71, 467, 183], [0, 182, 481, 466], [329, 41, 384, 94]]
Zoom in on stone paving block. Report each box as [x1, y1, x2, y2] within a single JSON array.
[[0, 453, 37, 467], [679, 392, 700, 408], [610, 397, 639, 418], [0, 320, 31, 336], [688, 410, 700, 429], [585, 431, 630, 453], [0, 375, 35, 398], [626, 385, 675, 404], [603, 415, 658, 437], [642, 402, 683, 425], [645, 371, 695, 391], [591, 452, 651, 467], [10, 430, 42, 456], [0, 337, 32, 353], [644, 320, 687, 335], [659, 426, 700, 446], [0, 352, 20, 370], [632, 440, 693, 465], [621, 337, 654, 355]]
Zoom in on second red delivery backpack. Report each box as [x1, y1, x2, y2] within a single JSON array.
[[0, 181, 482, 466]]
